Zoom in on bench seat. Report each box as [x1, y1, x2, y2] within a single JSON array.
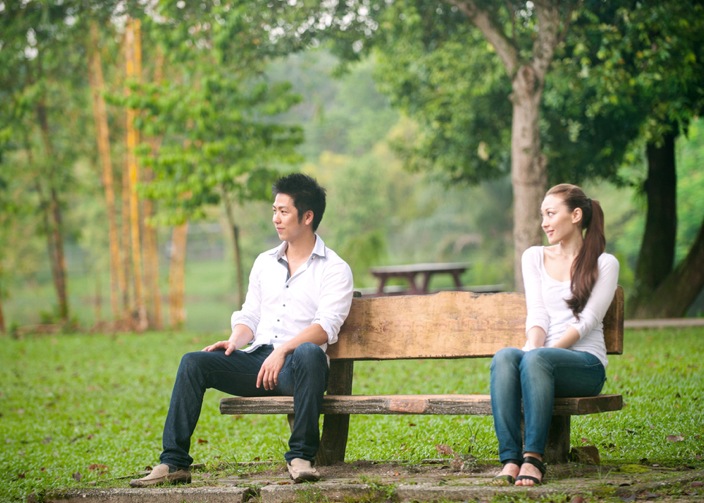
[[221, 393, 623, 416]]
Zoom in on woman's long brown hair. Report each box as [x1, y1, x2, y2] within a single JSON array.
[[546, 184, 605, 318]]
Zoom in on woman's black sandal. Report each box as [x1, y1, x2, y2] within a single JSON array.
[[516, 456, 546, 485], [490, 459, 522, 486]]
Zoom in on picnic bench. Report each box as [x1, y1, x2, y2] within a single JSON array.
[[220, 286, 625, 465], [369, 262, 470, 295]]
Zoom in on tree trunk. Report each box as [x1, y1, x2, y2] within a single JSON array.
[[635, 133, 678, 290], [510, 65, 547, 292], [222, 193, 245, 307], [636, 219, 704, 318], [449, 0, 562, 291], [125, 18, 147, 331], [142, 180, 162, 330], [168, 223, 189, 329], [628, 132, 704, 318], [142, 47, 165, 330], [87, 21, 123, 325], [35, 100, 70, 322], [0, 289, 5, 333], [48, 186, 69, 321], [121, 152, 132, 320]]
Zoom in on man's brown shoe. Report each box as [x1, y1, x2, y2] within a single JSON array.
[[287, 458, 320, 483], [129, 463, 191, 487]]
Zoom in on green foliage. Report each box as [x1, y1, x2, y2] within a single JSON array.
[[1, 327, 702, 501], [543, 0, 704, 188], [372, 0, 512, 184], [128, 11, 305, 226]]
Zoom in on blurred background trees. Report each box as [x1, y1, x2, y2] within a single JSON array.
[[1, 0, 702, 333]]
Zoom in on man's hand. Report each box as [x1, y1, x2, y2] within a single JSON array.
[[256, 348, 287, 390], [202, 340, 238, 355], [203, 327, 253, 355]]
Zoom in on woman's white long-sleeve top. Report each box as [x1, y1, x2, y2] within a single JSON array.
[[522, 246, 620, 367]]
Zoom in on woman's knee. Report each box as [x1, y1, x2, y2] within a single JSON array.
[[492, 347, 523, 370], [519, 349, 555, 381]]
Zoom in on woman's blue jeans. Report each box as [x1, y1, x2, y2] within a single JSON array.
[[160, 343, 329, 469], [490, 347, 605, 463]]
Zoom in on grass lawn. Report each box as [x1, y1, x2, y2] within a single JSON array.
[[1, 327, 702, 502]]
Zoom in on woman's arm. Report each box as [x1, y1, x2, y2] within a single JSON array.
[[559, 254, 620, 345], [522, 247, 549, 350]]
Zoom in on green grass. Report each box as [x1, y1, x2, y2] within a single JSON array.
[[1, 328, 703, 502]]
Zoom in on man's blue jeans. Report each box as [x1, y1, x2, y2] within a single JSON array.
[[160, 343, 329, 469], [490, 347, 606, 463]]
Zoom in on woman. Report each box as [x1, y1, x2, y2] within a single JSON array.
[[490, 184, 619, 486]]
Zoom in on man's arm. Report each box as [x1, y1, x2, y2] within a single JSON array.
[[256, 324, 328, 390]]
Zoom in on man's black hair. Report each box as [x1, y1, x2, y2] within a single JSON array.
[[272, 173, 327, 231]]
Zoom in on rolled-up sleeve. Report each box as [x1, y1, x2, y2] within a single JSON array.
[[569, 254, 620, 338], [230, 255, 264, 333], [312, 260, 354, 345]]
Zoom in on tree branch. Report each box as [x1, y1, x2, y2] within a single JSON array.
[[445, 0, 518, 76], [531, 0, 562, 83]]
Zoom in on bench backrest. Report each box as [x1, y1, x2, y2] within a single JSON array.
[[327, 286, 624, 361]]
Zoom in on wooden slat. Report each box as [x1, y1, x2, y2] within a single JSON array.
[[327, 286, 624, 360], [220, 393, 622, 417]]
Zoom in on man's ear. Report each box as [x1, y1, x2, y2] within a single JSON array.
[[303, 210, 314, 227]]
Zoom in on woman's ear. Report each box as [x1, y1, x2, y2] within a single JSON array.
[[572, 207, 583, 225]]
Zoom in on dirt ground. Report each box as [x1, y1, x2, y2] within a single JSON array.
[[213, 458, 704, 501], [49, 459, 704, 502]]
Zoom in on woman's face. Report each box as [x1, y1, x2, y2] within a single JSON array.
[[540, 194, 582, 244]]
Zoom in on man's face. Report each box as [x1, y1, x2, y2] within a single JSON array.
[[272, 193, 310, 242]]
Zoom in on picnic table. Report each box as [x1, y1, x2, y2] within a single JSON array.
[[369, 262, 469, 296]]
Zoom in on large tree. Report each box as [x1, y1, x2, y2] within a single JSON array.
[[578, 0, 704, 317], [0, 0, 89, 323], [290, 0, 703, 313]]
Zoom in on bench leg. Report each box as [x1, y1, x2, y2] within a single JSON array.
[[316, 413, 350, 465], [544, 415, 570, 464], [316, 360, 354, 466]]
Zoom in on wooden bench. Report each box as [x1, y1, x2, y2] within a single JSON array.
[[221, 286, 625, 465]]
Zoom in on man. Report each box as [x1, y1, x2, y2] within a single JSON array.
[[130, 173, 354, 487]]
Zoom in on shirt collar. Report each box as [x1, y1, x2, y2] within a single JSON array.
[[270, 234, 327, 261]]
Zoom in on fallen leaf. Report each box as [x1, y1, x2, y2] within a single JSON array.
[[666, 435, 685, 442], [435, 444, 455, 456], [197, 438, 209, 444], [72, 472, 82, 481]]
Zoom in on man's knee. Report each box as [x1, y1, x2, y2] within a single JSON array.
[[178, 351, 211, 376], [292, 342, 326, 367]]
